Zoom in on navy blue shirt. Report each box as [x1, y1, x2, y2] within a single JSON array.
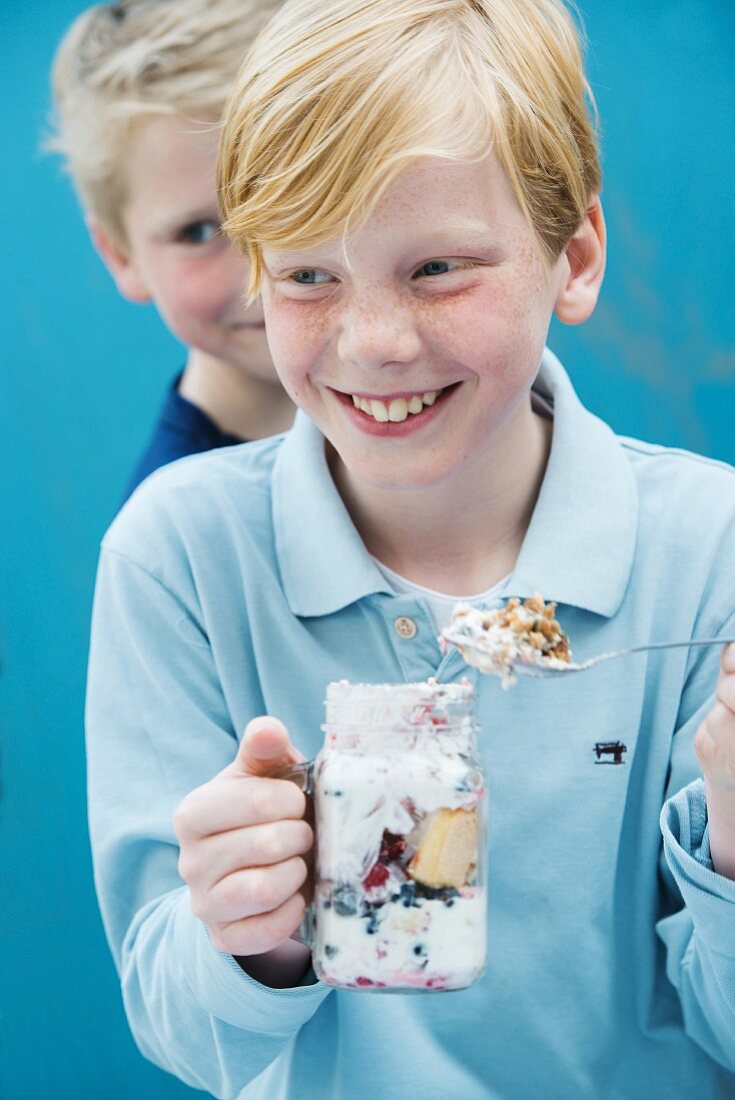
[[123, 372, 243, 502]]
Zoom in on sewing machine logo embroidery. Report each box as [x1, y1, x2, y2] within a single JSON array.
[[594, 741, 627, 765]]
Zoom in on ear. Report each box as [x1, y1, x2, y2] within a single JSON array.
[[553, 196, 606, 326], [87, 215, 152, 304]]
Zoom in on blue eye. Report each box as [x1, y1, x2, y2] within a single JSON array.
[[416, 260, 455, 277], [178, 220, 220, 245], [290, 269, 334, 285]]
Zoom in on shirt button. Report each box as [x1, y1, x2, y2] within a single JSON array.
[[394, 616, 418, 639]]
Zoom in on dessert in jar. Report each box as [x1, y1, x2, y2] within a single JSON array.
[[311, 678, 487, 991]]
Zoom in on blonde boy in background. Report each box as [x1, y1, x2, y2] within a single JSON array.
[[87, 0, 735, 1097], [49, 0, 292, 500]]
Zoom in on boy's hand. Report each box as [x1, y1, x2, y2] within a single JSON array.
[[694, 643, 735, 879], [694, 643, 735, 791], [174, 717, 313, 957]]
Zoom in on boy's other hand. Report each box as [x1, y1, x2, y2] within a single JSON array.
[[695, 643, 735, 880], [173, 717, 314, 957], [695, 643, 735, 792]]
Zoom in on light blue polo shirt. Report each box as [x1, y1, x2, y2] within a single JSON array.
[[86, 350, 735, 1099]]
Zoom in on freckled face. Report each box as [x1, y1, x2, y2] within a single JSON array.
[[120, 114, 274, 379], [261, 154, 568, 491]]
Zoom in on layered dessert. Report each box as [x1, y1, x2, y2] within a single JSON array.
[[441, 593, 571, 686], [311, 679, 486, 991]]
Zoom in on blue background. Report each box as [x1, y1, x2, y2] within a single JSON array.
[[1, 2, 733, 1097]]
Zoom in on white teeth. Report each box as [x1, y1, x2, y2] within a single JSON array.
[[388, 398, 409, 422], [350, 388, 443, 421], [370, 399, 390, 422]]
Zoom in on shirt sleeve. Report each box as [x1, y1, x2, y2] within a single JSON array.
[[86, 544, 330, 1098], [656, 617, 735, 1072]]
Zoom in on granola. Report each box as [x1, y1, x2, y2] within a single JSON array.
[[440, 593, 571, 686]]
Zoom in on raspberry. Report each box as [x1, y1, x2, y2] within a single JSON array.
[[379, 830, 407, 864], [363, 862, 390, 891]]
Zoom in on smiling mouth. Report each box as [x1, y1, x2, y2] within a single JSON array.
[[346, 387, 452, 423]]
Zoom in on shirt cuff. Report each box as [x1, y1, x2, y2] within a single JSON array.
[[661, 779, 735, 956], [174, 899, 331, 1033]]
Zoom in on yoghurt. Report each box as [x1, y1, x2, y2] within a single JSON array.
[[440, 593, 571, 687], [311, 679, 487, 991]]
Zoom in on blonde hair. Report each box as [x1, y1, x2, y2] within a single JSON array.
[[48, 0, 283, 249], [219, 0, 601, 297]]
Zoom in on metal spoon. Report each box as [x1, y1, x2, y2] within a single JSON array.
[[446, 636, 735, 681]]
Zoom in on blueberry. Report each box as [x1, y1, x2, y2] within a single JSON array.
[[362, 902, 381, 934], [324, 945, 338, 958], [413, 943, 426, 956], [398, 882, 417, 908], [332, 886, 358, 917]]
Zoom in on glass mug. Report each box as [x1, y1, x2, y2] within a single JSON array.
[[279, 678, 487, 992]]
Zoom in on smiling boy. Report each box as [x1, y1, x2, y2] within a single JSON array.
[[50, 0, 292, 499], [86, 1, 735, 1097]]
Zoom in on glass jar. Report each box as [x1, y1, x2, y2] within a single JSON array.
[[310, 678, 487, 991]]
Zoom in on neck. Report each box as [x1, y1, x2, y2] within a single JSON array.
[[179, 351, 295, 440], [331, 397, 552, 595]]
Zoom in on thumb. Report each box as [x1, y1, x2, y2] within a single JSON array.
[[233, 715, 306, 779]]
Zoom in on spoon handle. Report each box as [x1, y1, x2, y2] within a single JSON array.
[[579, 636, 735, 670]]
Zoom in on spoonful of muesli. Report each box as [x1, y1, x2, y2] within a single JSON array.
[[440, 594, 735, 688]]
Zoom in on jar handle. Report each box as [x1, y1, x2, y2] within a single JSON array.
[[272, 759, 314, 794], [272, 760, 316, 946]]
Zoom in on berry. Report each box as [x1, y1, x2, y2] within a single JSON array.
[[332, 886, 358, 917], [379, 830, 407, 864], [363, 862, 390, 891], [396, 882, 418, 908], [324, 945, 338, 958]]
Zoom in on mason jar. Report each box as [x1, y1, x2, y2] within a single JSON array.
[[310, 678, 487, 991]]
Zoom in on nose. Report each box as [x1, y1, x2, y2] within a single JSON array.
[[337, 287, 421, 372]]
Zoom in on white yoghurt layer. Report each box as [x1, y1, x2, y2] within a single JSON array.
[[314, 890, 486, 990]]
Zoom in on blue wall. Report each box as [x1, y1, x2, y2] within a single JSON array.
[[1, 2, 733, 1097]]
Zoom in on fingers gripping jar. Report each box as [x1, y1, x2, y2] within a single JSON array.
[[311, 679, 487, 991]]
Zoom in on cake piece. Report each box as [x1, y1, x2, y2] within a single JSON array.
[[409, 808, 478, 890]]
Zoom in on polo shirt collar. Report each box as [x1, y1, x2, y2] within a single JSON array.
[[272, 349, 638, 619], [507, 349, 638, 617]]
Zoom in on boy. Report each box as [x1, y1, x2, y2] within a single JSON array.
[[86, 0, 735, 1096], [49, 0, 292, 501]]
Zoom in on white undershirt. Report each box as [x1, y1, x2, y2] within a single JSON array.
[[372, 558, 510, 634]]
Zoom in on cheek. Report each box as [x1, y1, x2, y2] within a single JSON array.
[[426, 273, 551, 381], [263, 293, 330, 396], [162, 259, 239, 326]]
